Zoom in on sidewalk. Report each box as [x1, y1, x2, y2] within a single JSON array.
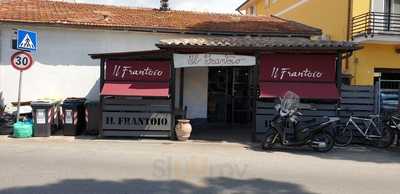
[[0, 135, 253, 147]]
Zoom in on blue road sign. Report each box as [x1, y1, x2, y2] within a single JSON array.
[[16, 29, 38, 52]]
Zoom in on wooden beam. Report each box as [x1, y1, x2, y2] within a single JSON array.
[[180, 68, 184, 110], [99, 58, 105, 137]]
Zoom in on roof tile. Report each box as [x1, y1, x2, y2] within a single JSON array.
[[0, 0, 321, 36], [157, 36, 361, 51]]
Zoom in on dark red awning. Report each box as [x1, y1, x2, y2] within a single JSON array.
[[259, 82, 339, 100], [101, 82, 169, 97]]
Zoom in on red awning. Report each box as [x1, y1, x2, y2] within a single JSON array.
[[101, 82, 169, 97], [259, 82, 339, 100]]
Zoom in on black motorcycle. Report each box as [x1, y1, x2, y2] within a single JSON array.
[[261, 92, 339, 152]]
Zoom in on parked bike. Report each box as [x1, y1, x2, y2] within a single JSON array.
[[261, 91, 339, 152], [334, 110, 395, 148], [386, 113, 400, 146]]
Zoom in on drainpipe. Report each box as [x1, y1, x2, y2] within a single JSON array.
[[345, 0, 353, 74]]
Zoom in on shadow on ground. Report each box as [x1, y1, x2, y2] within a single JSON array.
[[247, 143, 400, 164], [0, 177, 316, 194]]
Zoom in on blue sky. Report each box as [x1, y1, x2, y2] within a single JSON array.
[[75, 0, 244, 13]]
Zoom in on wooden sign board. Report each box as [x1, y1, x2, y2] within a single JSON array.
[[102, 112, 172, 131], [174, 53, 256, 68]]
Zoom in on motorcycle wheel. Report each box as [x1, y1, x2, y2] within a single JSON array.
[[370, 126, 395, 148], [312, 133, 335, 153], [334, 124, 353, 147], [261, 132, 276, 150]]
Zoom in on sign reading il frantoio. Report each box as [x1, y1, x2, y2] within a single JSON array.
[[260, 54, 337, 82], [102, 112, 172, 131], [106, 60, 171, 82], [173, 53, 256, 68]]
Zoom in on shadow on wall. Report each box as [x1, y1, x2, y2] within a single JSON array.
[[0, 177, 316, 194], [85, 79, 100, 101]]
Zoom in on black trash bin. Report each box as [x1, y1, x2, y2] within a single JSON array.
[[62, 98, 86, 136], [31, 100, 60, 137], [84, 101, 100, 136]]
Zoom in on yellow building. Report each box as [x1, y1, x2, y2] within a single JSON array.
[[237, 0, 400, 88]]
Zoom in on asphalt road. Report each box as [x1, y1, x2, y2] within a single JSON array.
[[0, 136, 399, 194]]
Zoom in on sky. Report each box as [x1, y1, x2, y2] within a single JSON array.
[[74, 0, 244, 13]]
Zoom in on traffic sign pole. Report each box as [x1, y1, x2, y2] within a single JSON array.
[[16, 71, 23, 121], [10, 51, 34, 121]]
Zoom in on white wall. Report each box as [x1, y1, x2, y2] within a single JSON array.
[[183, 67, 208, 119], [0, 24, 209, 118], [372, 0, 385, 12]]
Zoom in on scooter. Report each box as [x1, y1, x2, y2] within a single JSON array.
[[261, 92, 339, 152]]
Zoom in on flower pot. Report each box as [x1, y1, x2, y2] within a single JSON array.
[[175, 119, 192, 141]]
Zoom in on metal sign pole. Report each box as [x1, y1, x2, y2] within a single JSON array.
[[16, 70, 23, 121]]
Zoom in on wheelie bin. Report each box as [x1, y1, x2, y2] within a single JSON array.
[[61, 98, 86, 136], [31, 100, 60, 137]]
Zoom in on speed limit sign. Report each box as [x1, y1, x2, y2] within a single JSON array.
[[11, 51, 33, 71]]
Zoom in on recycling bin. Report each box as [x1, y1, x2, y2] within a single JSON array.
[[84, 101, 100, 136], [62, 98, 86, 136], [31, 100, 60, 137]]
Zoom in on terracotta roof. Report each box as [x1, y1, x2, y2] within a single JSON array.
[[157, 36, 361, 52], [0, 0, 321, 36]]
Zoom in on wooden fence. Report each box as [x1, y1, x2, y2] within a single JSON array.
[[256, 85, 376, 134]]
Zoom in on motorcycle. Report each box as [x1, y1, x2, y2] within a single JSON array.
[[261, 91, 339, 152]]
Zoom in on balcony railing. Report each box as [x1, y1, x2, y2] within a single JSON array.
[[352, 12, 400, 39]]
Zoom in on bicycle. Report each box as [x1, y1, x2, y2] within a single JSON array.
[[335, 109, 395, 148], [386, 113, 400, 146]]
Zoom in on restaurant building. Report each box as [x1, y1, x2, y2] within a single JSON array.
[[0, 0, 359, 140], [90, 37, 359, 139]]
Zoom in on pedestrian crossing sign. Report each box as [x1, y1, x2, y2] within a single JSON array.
[[16, 29, 37, 52]]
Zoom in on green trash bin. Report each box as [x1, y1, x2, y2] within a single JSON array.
[[13, 121, 33, 138]]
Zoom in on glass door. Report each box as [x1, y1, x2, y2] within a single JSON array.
[[208, 67, 254, 124], [208, 67, 229, 123], [231, 67, 254, 124]]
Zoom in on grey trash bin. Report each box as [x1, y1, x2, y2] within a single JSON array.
[[31, 100, 60, 137]]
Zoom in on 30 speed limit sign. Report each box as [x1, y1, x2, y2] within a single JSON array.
[[11, 51, 33, 71]]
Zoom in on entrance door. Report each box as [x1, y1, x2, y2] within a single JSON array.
[[207, 67, 254, 124], [232, 67, 255, 124]]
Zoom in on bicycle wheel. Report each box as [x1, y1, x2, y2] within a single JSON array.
[[334, 124, 353, 147], [370, 126, 395, 148]]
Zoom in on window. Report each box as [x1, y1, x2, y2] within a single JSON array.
[[385, 0, 400, 14], [248, 6, 256, 15], [393, 0, 400, 14]]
